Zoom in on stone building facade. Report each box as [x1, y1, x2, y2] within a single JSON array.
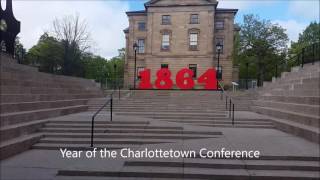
[[123, 0, 239, 89]]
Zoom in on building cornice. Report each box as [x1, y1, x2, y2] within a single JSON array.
[[216, 8, 238, 15], [126, 10, 147, 16], [144, 0, 218, 8]]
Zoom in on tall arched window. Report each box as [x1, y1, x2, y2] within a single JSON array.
[[189, 29, 200, 50]]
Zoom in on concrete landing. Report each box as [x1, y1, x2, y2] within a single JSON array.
[[0, 111, 319, 180]]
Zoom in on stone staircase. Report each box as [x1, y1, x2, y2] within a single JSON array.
[[0, 54, 103, 159], [32, 116, 222, 150], [88, 90, 275, 129], [252, 62, 320, 143]]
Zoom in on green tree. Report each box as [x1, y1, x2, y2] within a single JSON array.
[[238, 14, 288, 86], [25, 33, 64, 73], [82, 53, 109, 85], [106, 48, 125, 88], [290, 22, 320, 56]]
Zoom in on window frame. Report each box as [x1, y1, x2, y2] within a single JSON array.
[[137, 39, 145, 54], [162, 15, 171, 25], [190, 14, 199, 24], [161, 64, 169, 69], [188, 29, 200, 51], [215, 20, 225, 30], [160, 30, 172, 51], [138, 22, 146, 31], [189, 64, 197, 79]]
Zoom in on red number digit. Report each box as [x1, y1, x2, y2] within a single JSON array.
[[176, 68, 195, 89], [197, 68, 217, 90], [138, 69, 152, 89], [155, 68, 173, 89]]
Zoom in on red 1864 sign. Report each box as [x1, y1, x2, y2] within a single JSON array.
[[138, 68, 218, 90]]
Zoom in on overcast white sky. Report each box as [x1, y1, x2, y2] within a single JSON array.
[[2, 0, 319, 59]]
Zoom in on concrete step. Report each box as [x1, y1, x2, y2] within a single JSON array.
[[267, 81, 320, 92], [0, 133, 43, 160], [57, 167, 320, 179], [260, 88, 319, 96], [161, 119, 273, 125], [0, 77, 99, 89], [252, 106, 320, 127], [43, 132, 214, 140], [1, 85, 100, 94], [0, 65, 98, 84], [0, 105, 88, 126], [32, 143, 136, 150], [38, 137, 172, 145], [44, 123, 183, 130], [39, 127, 222, 136], [0, 99, 88, 113], [0, 120, 47, 142], [0, 93, 101, 103], [259, 95, 320, 105], [253, 100, 320, 115], [47, 120, 150, 125], [114, 112, 228, 117], [89, 108, 227, 113], [144, 115, 229, 120], [193, 123, 274, 129], [125, 159, 320, 171], [268, 116, 320, 143]]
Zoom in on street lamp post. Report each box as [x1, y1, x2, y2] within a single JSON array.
[[216, 42, 223, 89], [133, 43, 138, 89]]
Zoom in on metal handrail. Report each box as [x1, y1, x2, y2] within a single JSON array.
[[218, 81, 235, 126], [90, 92, 114, 147]]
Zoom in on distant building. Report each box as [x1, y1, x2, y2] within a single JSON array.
[[123, 0, 239, 88]]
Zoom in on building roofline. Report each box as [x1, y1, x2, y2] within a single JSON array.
[[216, 8, 238, 14], [126, 10, 147, 16], [144, 0, 217, 8]]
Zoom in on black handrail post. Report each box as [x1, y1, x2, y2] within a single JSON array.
[[225, 96, 228, 110], [229, 99, 232, 118], [110, 97, 113, 122], [312, 44, 315, 65], [118, 86, 120, 101], [232, 103, 235, 126], [275, 64, 278, 78], [245, 63, 249, 90], [90, 116, 94, 147], [301, 48, 305, 68]]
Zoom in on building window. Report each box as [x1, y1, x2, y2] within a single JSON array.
[[161, 32, 170, 50], [215, 20, 224, 30], [138, 22, 146, 31], [189, 64, 197, 78], [216, 38, 224, 53], [161, 64, 169, 69], [189, 29, 200, 50], [162, 15, 171, 25], [190, 14, 199, 24], [189, 33, 198, 50], [137, 67, 145, 79], [137, 39, 145, 53]]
